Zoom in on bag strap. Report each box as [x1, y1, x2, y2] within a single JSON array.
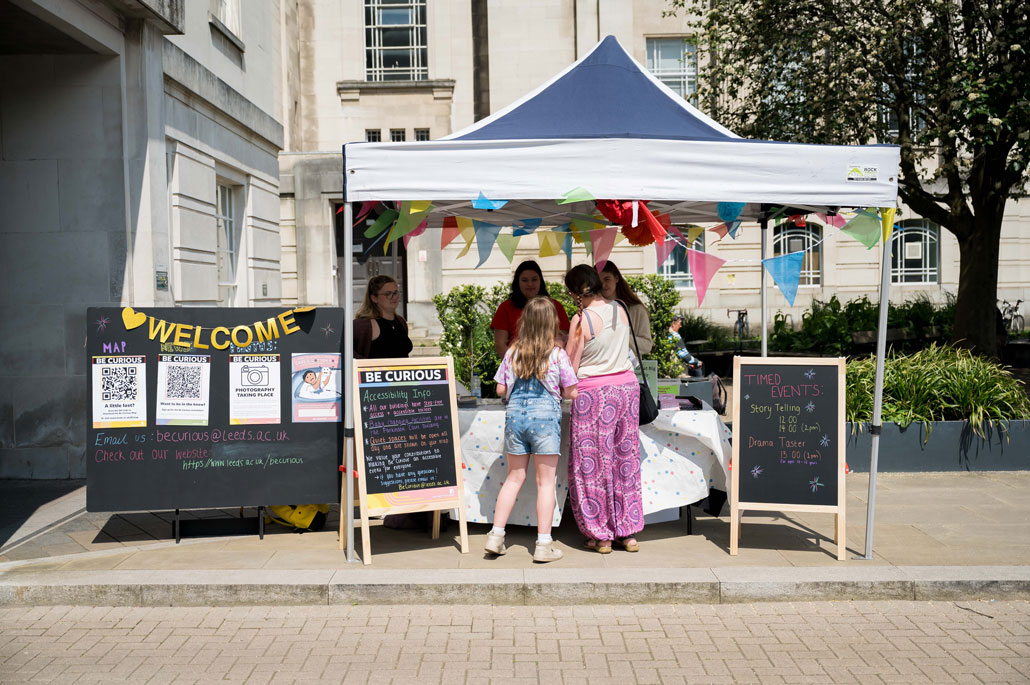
[[614, 299, 652, 395]]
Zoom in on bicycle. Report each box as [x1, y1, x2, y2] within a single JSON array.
[[1000, 299, 1024, 334], [729, 309, 750, 340]]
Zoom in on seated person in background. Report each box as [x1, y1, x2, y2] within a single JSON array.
[[668, 315, 703, 376], [491, 260, 570, 357], [599, 261, 653, 356], [353, 275, 413, 360]]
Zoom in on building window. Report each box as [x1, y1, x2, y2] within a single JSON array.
[[660, 228, 704, 289], [414, 128, 430, 141], [390, 128, 406, 142], [773, 222, 822, 286], [646, 37, 697, 100], [216, 183, 240, 306], [891, 220, 939, 284], [364, 0, 427, 82], [365, 129, 382, 142], [215, 0, 241, 37]]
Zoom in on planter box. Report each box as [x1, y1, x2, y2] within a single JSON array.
[[845, 420, 1030, 472]]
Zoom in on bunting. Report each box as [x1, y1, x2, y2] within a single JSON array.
[[538, 231, 562, 257], [472, 192, 508, 210], [558, 186, 594, 204], [496, 233, 520, 262], [686, 249, 725, 306], [655, 237, 677, 266], [880, 207, 896, 243], [364, 209, 398, 239], [456, 217, 476, 258], [474, 220, 502, 267], [841, 209, 881, 249], [762, 252, 805, 307], [590, 226, 619, 271], [513, 218, 542, 236], [440, 216, 462, 249]]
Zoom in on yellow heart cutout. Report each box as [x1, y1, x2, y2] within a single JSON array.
[[122, 307, 147, 331]]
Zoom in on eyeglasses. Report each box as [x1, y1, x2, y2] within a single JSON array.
[[376, 289, 401, 298]]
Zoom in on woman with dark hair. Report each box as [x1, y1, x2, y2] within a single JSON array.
[[599, 262, 653, 356], [563, 264, 643, 554], [490, 260, 570, 357], [353, 275, 412, 360]]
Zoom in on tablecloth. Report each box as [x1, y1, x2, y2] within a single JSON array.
[[455, 405, 731, 527]]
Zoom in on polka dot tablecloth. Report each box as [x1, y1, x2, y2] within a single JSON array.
[[453, 405, 730, 527]]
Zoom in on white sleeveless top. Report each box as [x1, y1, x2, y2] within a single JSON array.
[[577, 300, 632, 379]]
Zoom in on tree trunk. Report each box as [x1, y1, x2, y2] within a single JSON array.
[[951, 215, 1003, 357]]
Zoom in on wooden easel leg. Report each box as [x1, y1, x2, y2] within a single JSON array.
[[458, 504, 469, 554], [431, 511, 441, 539], [730, 508, 739, 556], [360, 515, 372, 565], [835, 511, 846, 561]]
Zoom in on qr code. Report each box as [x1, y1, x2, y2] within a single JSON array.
[[101, 366, 137, 401], [165, 365, 202, 399]]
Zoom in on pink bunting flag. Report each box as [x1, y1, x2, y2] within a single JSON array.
[[655, 237, 677, 266], [708, 223, 728, 239], [590, 227, 619, 271], [817, 212, 847, 228], [354, 201, 378, 222], [686, 248, 726, 306], [403, 219, 428, 248]]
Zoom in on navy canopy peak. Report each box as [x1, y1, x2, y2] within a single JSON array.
[[449, 35, 737, 142]]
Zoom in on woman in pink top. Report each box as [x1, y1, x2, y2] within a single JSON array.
[[563, 264, 643, 554]]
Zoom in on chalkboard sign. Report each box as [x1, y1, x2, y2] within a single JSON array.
[[352, 356, 469, 563], [85, 307, 343, 512], [730, 356, 846, 560]]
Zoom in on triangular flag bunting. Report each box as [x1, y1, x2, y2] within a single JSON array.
[[409, 200, 432, 214], [560, 231, 573, 259], [513, 218, 541, 236], [655, 237, 677, 266], [708, 223, 729, 239], [686, 249, 725, 307], [762, 252, 805, 307], [880, 207, 896, 243], [590, 227, 619, 271], [717, 202, 745, 222], [472, 192, 508, 210], [841, 209, 881, 249], [687, 226, 705, 245], [817, 212, 848, 228], [726, 220, 742, 239], [364, 209, 398, 239], [474, 220, 502, 267], [538, 231, 562, 258], [441, 216, 461, 249], [557, 186, 594, 205], [496, 233, 520, 263], [403, 219, 427, 249], [456, 217, 476, 258]]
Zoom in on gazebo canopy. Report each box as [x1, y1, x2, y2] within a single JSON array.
[[344, 35, 899, 224]]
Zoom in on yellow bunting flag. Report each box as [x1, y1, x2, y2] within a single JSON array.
[[687, 226, 705, 245], [409, 200, 432, 214], [456, 217, 476, 258], [538, 231, 562, 257], [880, 207, 896, 244]]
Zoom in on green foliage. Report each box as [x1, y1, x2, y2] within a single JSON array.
[[668, 0, 1030, 354], [846, 344, 1030, 439], [626, 274, 684, 377], [677, 312, 712, 342], [432, 285, 502, 396], [545, 281, 577, 320]]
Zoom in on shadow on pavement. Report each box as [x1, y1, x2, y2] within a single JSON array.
[[0, 479, 85, 549]]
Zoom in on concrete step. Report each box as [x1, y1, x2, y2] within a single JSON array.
[[411, 345, 442, 357]]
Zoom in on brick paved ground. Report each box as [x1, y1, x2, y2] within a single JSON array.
[[1, 600, 1028, 683]]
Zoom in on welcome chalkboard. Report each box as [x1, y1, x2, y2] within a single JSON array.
[[86, 307, 343, 512], [730, 356, 847, 560], [352, 356, 469, 563]]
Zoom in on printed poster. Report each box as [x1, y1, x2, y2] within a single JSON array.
[[291, 353, 342, 423], [229, 354, 281, 425], [156, 354, 211, 426], [92, 355, 147, 428]]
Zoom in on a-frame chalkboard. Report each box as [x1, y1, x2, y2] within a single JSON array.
[[730, 356, 847, 560]]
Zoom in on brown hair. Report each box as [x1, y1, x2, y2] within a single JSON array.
[[511, 297, 559, 383], [601, 262, 644, 308], [563, 264, 603, 300], [355, 275, 397, 319]]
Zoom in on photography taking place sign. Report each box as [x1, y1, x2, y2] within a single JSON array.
[[352, 357, 469, 564], [730, 356, 847, 560], [86, 307, 344, 512]]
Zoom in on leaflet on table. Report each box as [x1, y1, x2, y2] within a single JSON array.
[[156, 354, 211, 426], [91, 355, 147, 428], [291, 353, 342, 423], [229, 354, 281, 424]]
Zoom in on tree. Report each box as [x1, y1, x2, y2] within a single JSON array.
[[669, 0, 1029, 356]]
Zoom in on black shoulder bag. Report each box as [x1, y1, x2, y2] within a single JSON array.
[[615, 300, 659, 426]]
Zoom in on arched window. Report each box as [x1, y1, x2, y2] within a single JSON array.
[[891, 220, 939, 284], [773, 222, 822, 286], [659, 227, 704, 289]]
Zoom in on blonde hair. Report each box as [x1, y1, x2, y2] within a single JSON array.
[[511, 297, 558, 383], [355, 275, 396, 319]]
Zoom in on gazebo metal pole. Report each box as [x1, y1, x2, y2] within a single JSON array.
[[760, 213, 768, 357], [342, 190, 358, 563], [862, 226, 892, 560]]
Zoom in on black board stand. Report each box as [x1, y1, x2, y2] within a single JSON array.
[[172, 506, 265, 543]]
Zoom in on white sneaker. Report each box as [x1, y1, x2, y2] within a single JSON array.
[[484, 531, 506, 555], [533, 542, 563, 563]]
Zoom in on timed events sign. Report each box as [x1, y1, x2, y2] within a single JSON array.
[[730, 356, 847, 560]]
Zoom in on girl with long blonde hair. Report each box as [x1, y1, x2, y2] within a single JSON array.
[[487, 297, 578, 563]]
